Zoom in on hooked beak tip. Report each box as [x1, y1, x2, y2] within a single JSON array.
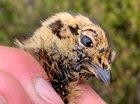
[[89, 63, 111, 85], [97, 69, 111, 85]]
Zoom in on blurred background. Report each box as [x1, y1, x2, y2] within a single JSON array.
[[0, 0, 140, 104]]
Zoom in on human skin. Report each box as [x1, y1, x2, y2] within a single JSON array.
[[0, 46, 106, 104]]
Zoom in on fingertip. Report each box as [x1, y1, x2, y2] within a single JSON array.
[[34, 77, 64, 104], [77, 83, 106, 104]]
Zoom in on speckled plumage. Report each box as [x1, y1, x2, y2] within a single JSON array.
[[15, 12, 116, 104]]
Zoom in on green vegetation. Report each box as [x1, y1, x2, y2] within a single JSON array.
[[0, 0, 139, 104]]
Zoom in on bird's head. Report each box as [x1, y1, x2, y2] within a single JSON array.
[[16, 12, 116, 85], [41, 12, 116, 85]]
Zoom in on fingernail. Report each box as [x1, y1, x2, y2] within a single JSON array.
[[34, 77, 64, 104], [0, 95, 8, 104]]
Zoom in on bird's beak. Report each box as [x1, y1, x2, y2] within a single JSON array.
[[83, 62, 111, 85]]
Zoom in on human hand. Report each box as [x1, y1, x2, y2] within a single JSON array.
[[0, 46, 106, 104]]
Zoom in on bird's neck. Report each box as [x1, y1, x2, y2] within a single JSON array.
[[36, 48, 79, 81]]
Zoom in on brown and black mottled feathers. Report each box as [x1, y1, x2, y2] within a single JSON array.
[[15, 12, 116, 104]]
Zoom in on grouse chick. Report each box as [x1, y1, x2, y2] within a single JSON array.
[[15, 12, 116, 104]]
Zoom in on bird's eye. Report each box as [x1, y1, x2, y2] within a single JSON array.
[[81, 36, 93, 47]]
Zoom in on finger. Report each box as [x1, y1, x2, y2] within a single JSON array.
[[0, 70, 31, 104], [77, 83, 106, 104], [0, 46, 64, 104]]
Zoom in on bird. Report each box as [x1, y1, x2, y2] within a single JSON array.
[[15, 12, 116, 104]]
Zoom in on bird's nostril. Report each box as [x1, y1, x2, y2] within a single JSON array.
[[103, 63, 108, 70], [98, 57, 102, 64]]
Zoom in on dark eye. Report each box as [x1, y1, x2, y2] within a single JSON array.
[[81, 36, 93, 47]]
